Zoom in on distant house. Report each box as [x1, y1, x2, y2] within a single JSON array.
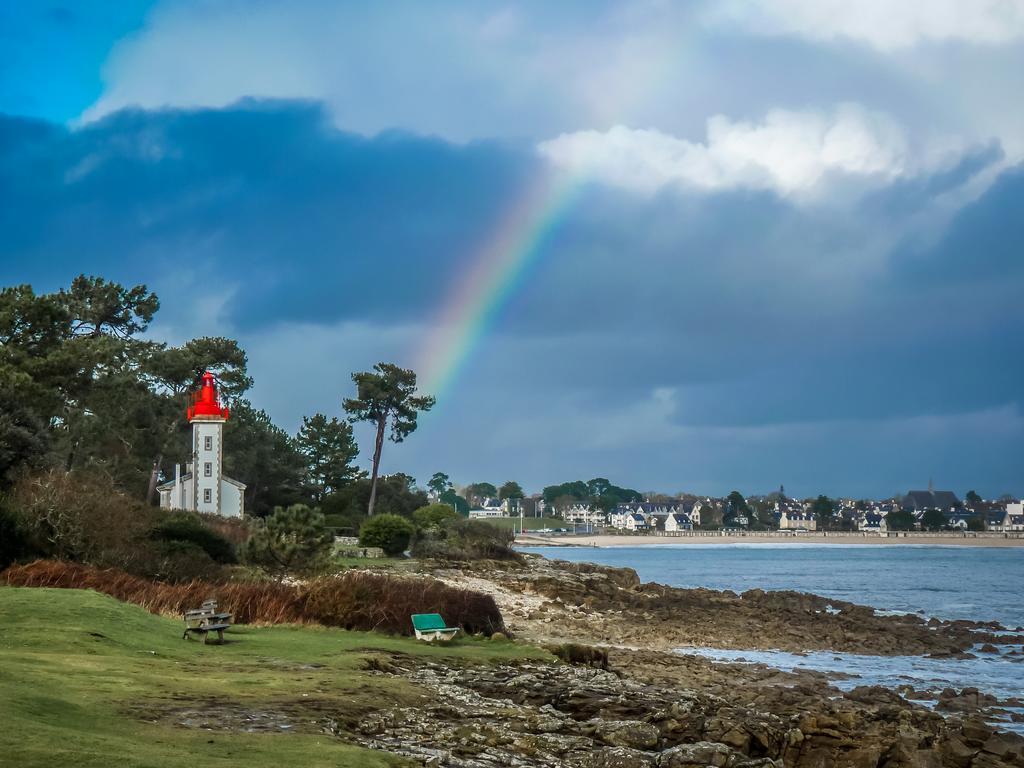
[[479, 497, 504, 512], [503, 497, 539, 517], [778, 509, 817, 531], [563, 503, 606, 525], [624, 513, 649, 532], [665, 513, 693, 533], [902, 490, 961, 513], [946, 510, 978, 530], [987, 505, 1024, 532], [468, 508, 503, 518], [859, 512, 887, 533]]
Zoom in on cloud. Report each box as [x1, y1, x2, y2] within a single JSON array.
[[0, 103, 1021, 497], [538, 104, 912, 199], [710, 0, 1024, 50]]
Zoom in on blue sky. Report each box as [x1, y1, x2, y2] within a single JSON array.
[[1, 1, 1022, 499]]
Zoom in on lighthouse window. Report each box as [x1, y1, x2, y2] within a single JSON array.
[[204, 462, 212, 477], [204, 436, 213, 451], [203, 488, 212, 504]]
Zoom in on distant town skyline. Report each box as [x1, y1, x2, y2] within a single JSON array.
[[1, 1, 1022, 498]]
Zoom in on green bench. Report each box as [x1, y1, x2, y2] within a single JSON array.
[[411, 613, 459, 642]]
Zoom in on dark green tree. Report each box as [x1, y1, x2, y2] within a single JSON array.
[[359, 514, 415, 556], [225, 402, 309, 516], [0, 386, 49, 488], [343, 363, 435, 517], [921, 508, 949, 531], [428, 472, 452, 497], [295, 413, 361, 502], [498, 480, 524, 500], [724, 491, 750, 525], [440, 489, 470, 516], [321, 475, 429, 530], [412, 503, 459, 529], [810, 495, 836, 530], [240, 504, 333, 577], [887, 509, 917, 531], [965, 490, 983, 507], [464, 482, 497, 505]]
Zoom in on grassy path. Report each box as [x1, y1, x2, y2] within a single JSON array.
[[0, 586, 547, 767]]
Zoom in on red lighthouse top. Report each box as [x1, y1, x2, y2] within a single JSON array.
[[187, 371, 230, 420]]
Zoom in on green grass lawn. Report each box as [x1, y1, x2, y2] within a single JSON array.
[[0, 586, 550, 767], [478, 515, 568, 532]]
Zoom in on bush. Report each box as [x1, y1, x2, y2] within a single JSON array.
[[8, 469, 158, 570], [3, 560, 506, 636], [145, 541, 225, 583], [359, 514, 415, 556], [0, 504, 36, 570], [549, 642, 609, 669], [240, 504, 333, 577], [150, 513, 237, 564], [412, 503, 459, 530], [411, 518, 520, 562]]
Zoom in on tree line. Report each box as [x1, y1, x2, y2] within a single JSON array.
[[0, 275, 434, 524]]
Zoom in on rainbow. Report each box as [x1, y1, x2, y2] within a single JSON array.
[[416, 169, 583, 401]]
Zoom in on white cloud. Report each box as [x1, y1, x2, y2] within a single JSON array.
[[538, 104, 911, 198], [709, 0, 1024, 50]]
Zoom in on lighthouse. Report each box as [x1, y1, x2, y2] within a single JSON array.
[[156, 371, 246, 517]]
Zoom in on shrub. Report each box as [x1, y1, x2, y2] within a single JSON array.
[[2, 560, 506, 636], [0, 504, 36, 570], [150, 513, 237, 564], [8, 469, 158, 569], [412, 503, 459, 530], [411, 518, 520, 562], [145, 541, 225, 583], [239, 504, 333, 577], [359, 514, 415, 556], [549, 642, 609, 670]]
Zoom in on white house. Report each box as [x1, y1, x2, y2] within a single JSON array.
[[157, 372, 246, 518], [479, 497, 504, 512], [859, 512, 887, 533], [992, 503, 1024, 532], [664, 513, 693, 532], [624, 513, 649, 532], [468, 508, 503, 518], [778, 509, 817, 531], [563, 503, 606, 525]]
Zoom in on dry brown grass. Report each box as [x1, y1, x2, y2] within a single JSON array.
[[1, 560, 504, 635]]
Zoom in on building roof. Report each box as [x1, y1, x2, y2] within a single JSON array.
[[903, 490, 960, 510], [156, 472, 246, 491]]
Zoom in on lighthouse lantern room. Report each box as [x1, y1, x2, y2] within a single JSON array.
[[157, 371, 246, 518]]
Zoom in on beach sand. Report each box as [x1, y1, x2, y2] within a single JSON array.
[[516, 532, 1024, 547]]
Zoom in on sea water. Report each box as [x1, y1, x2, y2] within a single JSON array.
[[519, 544, 1024, 627], [520, 544, 1024, 728]]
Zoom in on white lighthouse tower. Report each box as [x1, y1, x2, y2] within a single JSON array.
[[157, 371, 246, 517]]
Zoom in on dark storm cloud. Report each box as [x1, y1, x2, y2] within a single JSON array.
[[0, 102, 536, 327]]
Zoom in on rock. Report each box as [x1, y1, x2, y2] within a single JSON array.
[[960, 716, 994, 746], [595, 720, 661, 750], [656, 741, 737, 767], [490, 631, 508, 641], [571, 747, 656, 768]]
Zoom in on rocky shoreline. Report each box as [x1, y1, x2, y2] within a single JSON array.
[[433, 556, 1019, 657], [345, 554, 1024, 767]]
